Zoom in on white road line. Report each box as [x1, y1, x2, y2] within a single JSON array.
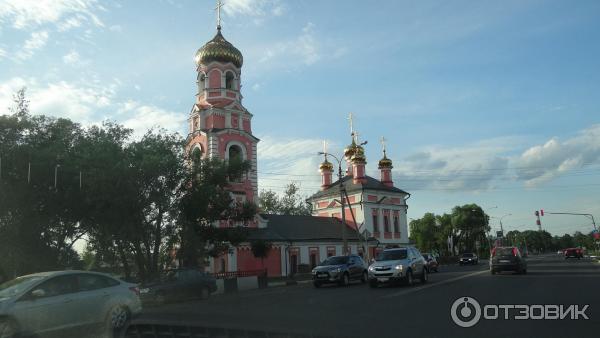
[[381, 269, 489, 299]]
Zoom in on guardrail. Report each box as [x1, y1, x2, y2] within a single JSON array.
[[211, 269, 267, 279]]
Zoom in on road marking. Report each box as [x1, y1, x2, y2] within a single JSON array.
[[381, 269, 489, 299]]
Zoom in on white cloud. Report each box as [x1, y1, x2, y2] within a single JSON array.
[[514, 125, 600, 187], [257, 136, 330, 194], [62, 50, 80, 64], [14, 30, 48, 60], [393, 141, 511, 191], [258, 22, 322, 67], [108, 24, 122, 32], [0, 0, 103, 30], [118, 100, 186, 139], [0, 47, 6, 59], [223, 0, 285, 18]]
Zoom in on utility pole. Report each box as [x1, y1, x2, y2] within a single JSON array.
[[318, 151, 348, 255]]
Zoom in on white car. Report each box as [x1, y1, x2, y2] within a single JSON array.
[[0, 270, 142, 338]]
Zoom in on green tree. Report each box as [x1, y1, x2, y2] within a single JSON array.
[[450, 204, 491, 254], [250, 239, 272, 268], [258, 183, 312, 215], [177, 156, 257, 268]]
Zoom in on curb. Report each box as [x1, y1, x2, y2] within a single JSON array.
[[267, 279, 312, 288]]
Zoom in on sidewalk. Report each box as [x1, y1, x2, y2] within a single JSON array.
[[267, 273, 312, 287]]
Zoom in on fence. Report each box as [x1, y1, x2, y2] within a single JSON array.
[[210, 269, 268, 293]]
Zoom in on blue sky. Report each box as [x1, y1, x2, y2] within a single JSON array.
[[1, 0, 599, 237]]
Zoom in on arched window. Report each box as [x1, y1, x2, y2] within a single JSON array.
[[198, 73, 206, 93], [190, 146, 203, 164], [228, 145, 242, 161], [225, 72, 235, 90]]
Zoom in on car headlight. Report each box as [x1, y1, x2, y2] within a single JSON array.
[[394, 265, 403, 271], [311, 269, 317, 275], [368, 266, 375, 272], [332, 268, 341, 273], [139, 288, 150, 294]]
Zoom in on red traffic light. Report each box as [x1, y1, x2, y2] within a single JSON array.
[[541, 209, 544, 216]]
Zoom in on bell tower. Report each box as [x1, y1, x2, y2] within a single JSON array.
[[186, 1, 258, 207]]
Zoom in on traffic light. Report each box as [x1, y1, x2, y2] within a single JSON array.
[[540, 209, 544, 216], [535, 210, 539, 217]]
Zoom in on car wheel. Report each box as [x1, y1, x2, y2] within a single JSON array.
[[200, 286, 210, 300], [421, 268, 428, 284], [106, 305, 130, 333], [361, 271, 368, 283], [490, 269, 496, 275], [0, 318, 18, 338], [369, 279, 378, 288], [313, 281, 322, 288], [339, 273, 350, 286], [404, 270, 413, 286]]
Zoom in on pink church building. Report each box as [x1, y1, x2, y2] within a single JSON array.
[[186, 19, 410, 277]]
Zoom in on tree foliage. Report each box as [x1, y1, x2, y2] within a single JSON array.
[[258, 183, 312, 215]]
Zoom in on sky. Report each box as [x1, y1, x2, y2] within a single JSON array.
[[1, 0, 599, 237]]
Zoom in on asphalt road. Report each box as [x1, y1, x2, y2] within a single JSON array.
[[133, 254, 600, 338]]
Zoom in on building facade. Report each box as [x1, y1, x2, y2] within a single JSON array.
[[185, 15, 410, 277]]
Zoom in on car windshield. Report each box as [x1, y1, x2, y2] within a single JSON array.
[[0, 276, 45, 299], [321, 256, 349, 265], [496, 248, 515, 256], [461, 253, 474, 257], [376, 250, 408, 261]]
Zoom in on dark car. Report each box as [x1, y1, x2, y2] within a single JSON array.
[[139, 269, 217, 304], [459, 252, 478, 265], [312, 255, 368, 287], [564, 248, 584, 259], [490, 247, 527, 274], [422, 253, 439, 272]]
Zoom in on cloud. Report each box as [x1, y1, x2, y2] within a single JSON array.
[[223, 0, 285, 18], [14, 30, 48, 60], [393, 142, 511, 191], [514, 125, 600, 187], [0, 47, 6, 59], [117, 100, 186, 139], [0, 0, 103, 30], [108, 24, 122, 32], [258, 22, 322, 67], [62, 50, 79, 64], [257, 136, 330, 194]]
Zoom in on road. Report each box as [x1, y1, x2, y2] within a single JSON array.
[[131, 254, 600, 338]]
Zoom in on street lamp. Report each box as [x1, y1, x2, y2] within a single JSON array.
[[499, 213, 512, 245], [318, 151, 348, 255]]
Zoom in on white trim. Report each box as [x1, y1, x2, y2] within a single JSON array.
[[225, 140, 248, 161]]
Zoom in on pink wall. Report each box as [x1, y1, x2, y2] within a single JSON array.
[[243, 119, 251, 133], [209, 69, 221, 88], [237, 247, 282, 277]]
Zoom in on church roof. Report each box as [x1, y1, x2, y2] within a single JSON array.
[[247, 214, 361, 242], [308, 175, 409, 200], [195, 28, 243, 67]]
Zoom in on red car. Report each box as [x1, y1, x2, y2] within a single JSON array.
[[564, 248, 584, 259]]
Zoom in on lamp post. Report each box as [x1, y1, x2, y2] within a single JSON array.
[[318, 152, 348, 255], [498, 213, 512, 246]]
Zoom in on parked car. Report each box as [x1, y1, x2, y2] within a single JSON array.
[[139, 268, 217, 304], [422, 253, 439, 272], [564, 248, 584, 259], [312, 255, 367, 287], [368, 247, 428, 288], [459, 252, 479, 265], [0, 270, 141, 338], [490, 247, 527, 274]]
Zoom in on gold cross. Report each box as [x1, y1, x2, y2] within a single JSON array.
[[215, 0, 224, 29], [348, 112, 354, 135], [380, 136, 387, 155], [322, 140, 328, 154]]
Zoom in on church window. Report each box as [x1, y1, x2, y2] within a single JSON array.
[[198, 73, 206, 93], [228, 144, 243, 161], [225, 71, 235, 90], [384, 214, 390, 233], [393, 215, 399, 233], [191, 146, 203, 164], [372, 214, 379, 233]]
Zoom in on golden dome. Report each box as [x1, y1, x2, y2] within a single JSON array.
[[343, 141, 357, 160], [195, 29, 243, 67], [378, 154, 393, 169], [319, 158, 334, 171], [351, 146, 366, 163]]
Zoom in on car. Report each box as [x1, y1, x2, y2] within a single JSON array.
[[459, 252, 478, 265], [312, 255, 368, 287], [564, 248, 584, 259], [490, 246, 527, 274], [422, 253, 439, 272], [367, 247, 428, 288], [0, 270, 141, 338], [139, 268, 217, 304]]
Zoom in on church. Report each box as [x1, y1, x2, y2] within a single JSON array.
[[185, 7, 410, 277]]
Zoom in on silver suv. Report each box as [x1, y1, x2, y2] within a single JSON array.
[[368, 247, 428, 288]]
